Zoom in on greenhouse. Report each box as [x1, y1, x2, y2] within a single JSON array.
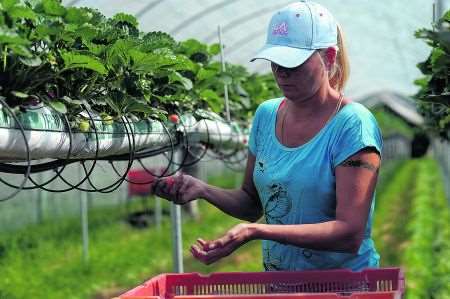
[[0, 0, 449, 298]]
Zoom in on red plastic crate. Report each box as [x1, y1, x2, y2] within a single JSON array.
[[117, 268, 404, 299]]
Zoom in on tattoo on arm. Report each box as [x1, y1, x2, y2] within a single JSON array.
[[340, 160, 378, 172]]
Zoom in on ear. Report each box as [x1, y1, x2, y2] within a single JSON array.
[[324, 47, 337, 70]]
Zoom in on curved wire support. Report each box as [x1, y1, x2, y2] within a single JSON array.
[[37, 105, 101, 193], [211, 122, 244, 160], [162, 116, 210, 167], [158, 120, 192, 175], [0, 98, 32, 202], [110, 118, 177, 184], [82, 115, 136, 193], [23, 110, 75, 190]]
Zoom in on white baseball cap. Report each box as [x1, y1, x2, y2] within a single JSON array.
[[251, 1, 338, 68]]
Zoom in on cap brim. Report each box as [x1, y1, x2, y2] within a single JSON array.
[[250, 44, 315, 68]]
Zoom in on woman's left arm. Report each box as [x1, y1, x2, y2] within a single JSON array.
[[191, 148, 380, 265]]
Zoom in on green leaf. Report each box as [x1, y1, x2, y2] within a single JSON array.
[[112, 13, 138, 27], [180, 39, 207, 56], [19, 56, 42, 67], [48, 101, 67, 114], [0, 27, 30, 46], [200, 89, 223, 113], [130, 49, 181, 73], [208, 43, 221, 56], [64, 7, 92, 25], [35, 22, 64, 39], [66, 23, 98, 42], [197, 68, 217, 81], [61, 52, 107, 75], [8, 6, 37, 20], [61, 96, 82, 105], [104, 96, 122, 115], [1, 0, 18, 11], [125, 100, 154, 114], [169, 72, 193, 90], [106, 39, 136, 68], [42, 0, 66, 16], [8, 44, 32, 57], [438, 114, 450, 129], [140, 31, 176, 52], [11, 91, 28, 98], [85, 42, 106, 56], [413, 76, 431, 89], [431, 48, 447, 72]]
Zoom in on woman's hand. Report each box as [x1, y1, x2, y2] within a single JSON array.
[[152, 172, 205, 205], [190, 223, 256, 265]]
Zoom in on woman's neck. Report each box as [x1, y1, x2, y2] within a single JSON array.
[[284, 84, 339, 122]]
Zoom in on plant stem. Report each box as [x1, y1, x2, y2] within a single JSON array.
[[3, 46, 7, 72]]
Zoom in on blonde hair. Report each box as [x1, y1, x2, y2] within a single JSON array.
[[329, 25, 350, 92], [320, 24, 350, 93]]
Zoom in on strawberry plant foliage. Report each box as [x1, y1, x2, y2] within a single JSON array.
[[415, 11, 450, 139], [0, 0, 281, 126]]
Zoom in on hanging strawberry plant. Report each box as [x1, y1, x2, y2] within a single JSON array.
[[414, 11, 450, 140], [0, 0, 282, 127]]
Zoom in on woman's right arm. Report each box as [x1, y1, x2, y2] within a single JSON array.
[[200, 152, 263, 222], [153, 151, 263, 223]]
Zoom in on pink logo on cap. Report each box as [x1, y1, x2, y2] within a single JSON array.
[[272, 22, 288, 36]]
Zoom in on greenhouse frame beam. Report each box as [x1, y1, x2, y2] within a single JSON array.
[[226, 28, 266, 58], [169, 0, 240, 35], [204, 2, 291, 43], [135, 0, 164, 19], [66, 0, 83, 7]]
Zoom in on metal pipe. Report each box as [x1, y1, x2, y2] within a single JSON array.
[[171, 150, 183, 273], [218, 25, 231, 123], [79, 165, 89, 263]]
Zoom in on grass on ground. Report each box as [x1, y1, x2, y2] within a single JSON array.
[[0, 171, 262, 299]]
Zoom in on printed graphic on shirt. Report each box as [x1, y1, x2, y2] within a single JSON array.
[[263, 242, 284, 271], [256, 158, 266, 173], [264, 183, 291, 224]]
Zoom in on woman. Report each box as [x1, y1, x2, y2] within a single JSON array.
[[154, 1, 383, 271]]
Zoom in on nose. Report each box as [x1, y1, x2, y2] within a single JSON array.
[[277, 69, 290, 78], [274, 68, 290, 78]]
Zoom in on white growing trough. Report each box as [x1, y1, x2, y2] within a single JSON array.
[[0, 103, 247, 162]]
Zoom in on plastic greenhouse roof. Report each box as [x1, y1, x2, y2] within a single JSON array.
[[62, 0, 435, 99]]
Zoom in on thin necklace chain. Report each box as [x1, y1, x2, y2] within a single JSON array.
[[281, 93, 344, 146]]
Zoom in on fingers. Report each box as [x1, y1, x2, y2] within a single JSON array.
[[190, 236, 235, 265], [190, 243, 229, 265], [169, 173, 183, 197], [152, 173, 182, 202], [196, 238, 209, 251]]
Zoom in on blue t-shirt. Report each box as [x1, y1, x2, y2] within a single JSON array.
[[248, 97, 383, 271]]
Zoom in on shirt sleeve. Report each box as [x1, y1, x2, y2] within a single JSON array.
[[248, 105, 262, 155], [331, 109, 383, 170]]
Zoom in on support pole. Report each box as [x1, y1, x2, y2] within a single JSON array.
[[155, 196, 162, 230], [171, 202, 183, 273], [35, 172, 44, 223], [434, 0, 445, 24], [171, 150, 183, 273], [218, 25, 231, 123], [79, 165, 89, 264]]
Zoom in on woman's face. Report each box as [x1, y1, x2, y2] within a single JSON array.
[[271, 51, 328, 101]]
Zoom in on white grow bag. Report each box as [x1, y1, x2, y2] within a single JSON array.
[[0, 103, 247, 162]]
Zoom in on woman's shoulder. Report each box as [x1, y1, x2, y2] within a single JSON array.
[[337, 100, 378, 125], [257, 97, 284, 111], [253, 97, 284, 119]]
